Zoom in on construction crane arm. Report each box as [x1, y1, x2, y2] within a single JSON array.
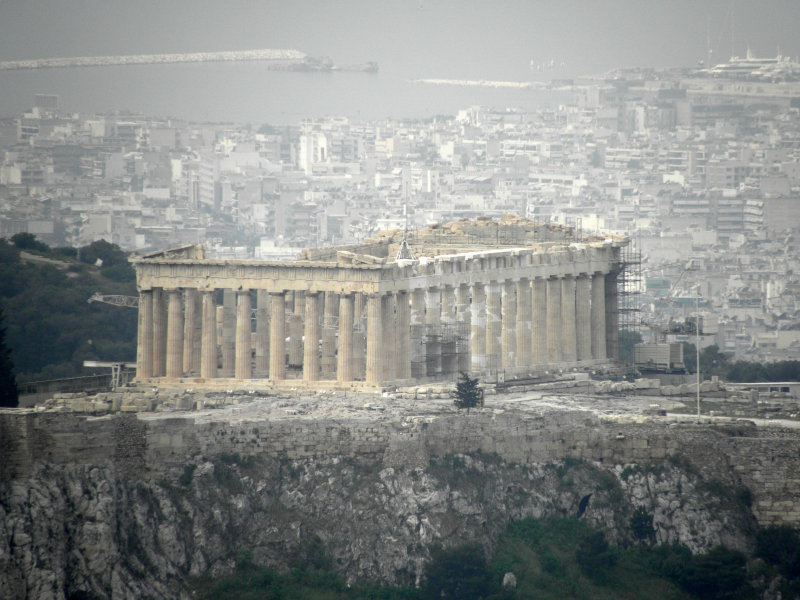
[[88, 293, 139, 308]]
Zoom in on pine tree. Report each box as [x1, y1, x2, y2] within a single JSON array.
[[453, 371, 483, 413], [0, 306, 19, 407]]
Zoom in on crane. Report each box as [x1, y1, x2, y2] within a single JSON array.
[[87, 293, 139, 308]]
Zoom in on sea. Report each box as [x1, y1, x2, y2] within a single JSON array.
[[0, 61, 571, 126]]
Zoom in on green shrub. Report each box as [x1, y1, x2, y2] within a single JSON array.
[[422, 543, 492, 600], [575, 532, 617, 582]]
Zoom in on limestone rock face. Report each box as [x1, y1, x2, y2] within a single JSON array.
[[0, 453, 754, 599]]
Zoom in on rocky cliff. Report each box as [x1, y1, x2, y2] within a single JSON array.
[[1, 393, 796, 599]]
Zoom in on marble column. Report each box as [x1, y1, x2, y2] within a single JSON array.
[[235, 290, 252, 379], [269, 293, 286, 380], [605, 271, 619, 360], [396, 290, 411, 380], [382, 293, 396, 380], [501, 280, 517, 368], [546, 277, 562, 363], [152, 288, 166, 377], [456, 284, 471, 373], [440, 285, 457, 376], [321, 291, 339, 378], [410, 289, 425, 378], [515, 278, 532, 367], [532, 278, 547, 364], [591, 273, 607, 360], [255, 289, 270, 377], [470, 283, 486, 372], [221, 289, 235, 377], [303, 292, 320, 381], [425, 287, 442, 376], [576, 275, 592, 361], [165, 289, 184, 378], [485, 281, 502, 370], [561, 276, 577, 363], [337, 293, 355, 382], [138, 290, 154, 379], [366, 293, 383, 385], [200, 290, 217, 379], [353, 293, 367, 380], [183, 288, 201, 375], [288, 291, 304, 368]]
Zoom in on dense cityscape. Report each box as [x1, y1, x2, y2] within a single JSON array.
[[3, 56, 800, 369]]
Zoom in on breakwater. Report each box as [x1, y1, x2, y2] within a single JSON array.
[[0, 48, 328, 72]]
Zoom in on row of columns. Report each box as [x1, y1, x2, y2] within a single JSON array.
[[136, 271, 618, 384]]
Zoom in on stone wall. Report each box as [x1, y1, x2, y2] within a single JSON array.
[[2, 409, 799, 527]]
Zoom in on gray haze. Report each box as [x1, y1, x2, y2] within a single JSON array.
[[2, 0, 800, 80]]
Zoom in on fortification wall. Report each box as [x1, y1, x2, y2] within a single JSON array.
[[2, 409, 799, 526]]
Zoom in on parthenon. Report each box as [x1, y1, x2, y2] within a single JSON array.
[[132, 216, 628, 389]]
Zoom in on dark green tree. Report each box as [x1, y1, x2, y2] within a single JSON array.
[[422, 543, 492, 600], [629, 505, 656, 544], [575, 531, 617, 582], [10, 232, 49, 253], [619, 329, 643, 364], [453, 371, 483, 413], [0, 306, 19, 407], [756, 525, 800, 578]]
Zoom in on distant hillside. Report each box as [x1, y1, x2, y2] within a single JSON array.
[[0, 234, 137, 382]]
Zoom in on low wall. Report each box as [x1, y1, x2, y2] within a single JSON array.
[[2, 408, 799, 526]]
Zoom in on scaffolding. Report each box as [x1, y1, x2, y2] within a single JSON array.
[[617, 237, 642, 362], [410, 322, 471, 380]]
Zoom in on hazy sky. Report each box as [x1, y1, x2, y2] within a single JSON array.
[[1, 0, 799, 80]]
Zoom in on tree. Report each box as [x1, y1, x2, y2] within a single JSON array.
[[630, 505, 656, 544], [10, 232, 49, 253], [453, 371, 483, 413], [422, 543, 492, 600], [575, 531, 617, 582], [619, 329, 643, 364], [0, 306, 19, 407]]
